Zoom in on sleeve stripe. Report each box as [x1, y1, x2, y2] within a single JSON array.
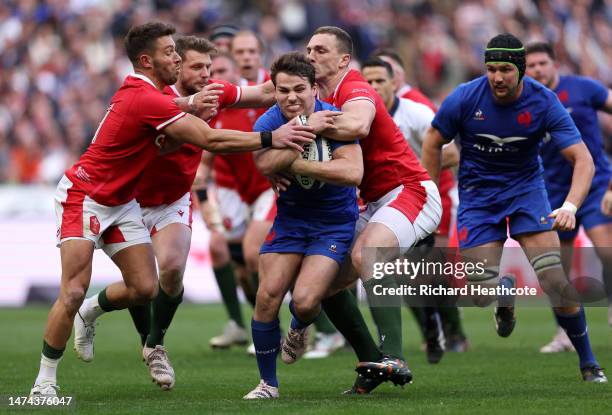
[[156, 112, 187, 130], [345, 97, 376, 107], [234, 86, 242, 106]]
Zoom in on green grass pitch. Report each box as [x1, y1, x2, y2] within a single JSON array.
[[1, 304, 611, 414]]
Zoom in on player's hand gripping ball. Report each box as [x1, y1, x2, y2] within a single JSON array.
[[294, 115, 332, 189]]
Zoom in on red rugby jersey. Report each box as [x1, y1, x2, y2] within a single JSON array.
[[323, 70, 430, 202]]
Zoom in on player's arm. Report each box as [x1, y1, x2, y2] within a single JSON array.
[[310, 100, 376, 141], [550, 142, 594, 230], [162, 113, 314, 153], [422, 126, 451, 184], [288, 143, 363, 186], [233, 81, 276, 108], [173, 83, 225, 113], [602, 180, 612, 216], [441, 141, 459, 169], [602, 89, 612, 114], [254, 147, 300, 176]]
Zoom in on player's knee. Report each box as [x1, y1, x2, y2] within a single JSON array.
[[292, 293, 321, 318], [350, 249, 363, 275], [209, 232, 230, 266], [132, 280, 159, 303], [256, 285, 283, 314], [244, 248, 259, 274], [159, 270, 183, 297], [60, 284, 87, 315]]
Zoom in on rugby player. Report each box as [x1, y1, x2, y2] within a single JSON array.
[[361, 56, 468, 360], [30, 23, 315, 396], [286, 26, 442, 387], [525, 41, 612, 353], [422, 33, 606, 382], [243, 52, 362, 399]]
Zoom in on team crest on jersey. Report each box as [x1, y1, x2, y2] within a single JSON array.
[[517, 110, 532, 128], [557, 90, 569, 103], [473, 109, 485, 120], [90, 216, 100, 235]]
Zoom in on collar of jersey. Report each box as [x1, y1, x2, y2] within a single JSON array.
[[389, 96, 400, 117], [331, 69, 352, 101], [128, 73, 157, 88]]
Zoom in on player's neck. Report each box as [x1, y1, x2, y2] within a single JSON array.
[[317, 68, 350, 99], [548, 73, 560, 91], [134, 69, 165, 91], [174, 83, 189, 97]]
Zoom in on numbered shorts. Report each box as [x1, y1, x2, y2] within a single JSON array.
[[54, 175, 150, 257], [457, 188, 553, 249], [141, 192, 193, 236], [356, 180, 442, 254]]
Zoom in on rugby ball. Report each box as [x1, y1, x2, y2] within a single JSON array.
[[295, 115, 333, 189]]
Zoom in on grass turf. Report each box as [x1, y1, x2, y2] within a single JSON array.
[[1, 304, 611, 414]]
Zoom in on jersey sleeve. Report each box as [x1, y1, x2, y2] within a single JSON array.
[[213, 79, 241, 109], [581, 77, 609, 109], [545, 93, 582, 150], [431, 86, 463, 142], [140, 90, 186, 131], [253, 107, 281, 132], [337, 81, 377, 107]]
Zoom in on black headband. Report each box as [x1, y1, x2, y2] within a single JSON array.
[[484, 47, 526, 82]]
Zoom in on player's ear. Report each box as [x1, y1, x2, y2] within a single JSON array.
[[311, 83, 318, 98], [339, 54, 350, 70], [138, 53, 154, 70]]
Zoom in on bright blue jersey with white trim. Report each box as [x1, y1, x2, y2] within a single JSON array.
[[253, 99, 358, 223], [540, 75, 610, 192], [432, 76, 581, 207]]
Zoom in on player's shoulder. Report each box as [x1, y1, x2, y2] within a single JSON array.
[[315, 99, 340, 112], [254, 104, 284, 130], [560, 74, 605, 91], [339, 70, 375, 93]]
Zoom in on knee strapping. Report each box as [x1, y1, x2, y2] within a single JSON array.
[[530, 252, 562, 275]]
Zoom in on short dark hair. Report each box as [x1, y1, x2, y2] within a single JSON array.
[[175, 36, 217, 60], [373, 48, 404, 68], [270, 52, 315, 86], [124, 22, 176, 67], [313, 26, 353, 55], [362, 57, 394, 78], [525, 41, 556, 60]]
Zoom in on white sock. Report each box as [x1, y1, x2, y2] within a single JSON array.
[[35, 354, 61, 385], [80, 294, 106, 322]]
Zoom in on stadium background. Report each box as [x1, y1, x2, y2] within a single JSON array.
[[0, 1, 611, 413]]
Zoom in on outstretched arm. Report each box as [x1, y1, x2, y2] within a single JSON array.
[[162, 113, 314, 153]]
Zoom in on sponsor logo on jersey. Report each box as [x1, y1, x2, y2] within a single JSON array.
[[473, 134, 528, 152], [473, 109, 485, 120], [75, 166, 91, 183], [329, 244, 337, 253], [90, 216, 100, 235], [540, 216, 549, 225], [517, 110, 532, 128]]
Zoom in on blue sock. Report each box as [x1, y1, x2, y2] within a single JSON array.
[[554, 307, 597, 369], [289, 300, 314, 330], [251, 318, 281, 387]]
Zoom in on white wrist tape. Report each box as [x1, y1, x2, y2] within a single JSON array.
[[560, 201, 577, 214], [188, 94, 196, 111]]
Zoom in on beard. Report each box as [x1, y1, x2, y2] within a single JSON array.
[[153, 61, 179, 86]]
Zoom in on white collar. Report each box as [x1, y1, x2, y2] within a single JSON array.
[[128, 73, 157, 88]]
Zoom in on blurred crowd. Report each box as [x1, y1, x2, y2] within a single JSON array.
[[1, 0, 611, 184]]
